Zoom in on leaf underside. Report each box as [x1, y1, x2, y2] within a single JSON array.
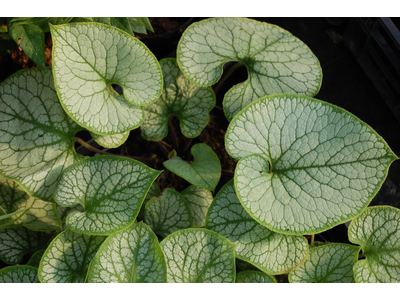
[[226, 94, 397, 235]]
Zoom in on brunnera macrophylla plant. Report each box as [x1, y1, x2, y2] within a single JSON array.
[[0, 17, 399, 283]]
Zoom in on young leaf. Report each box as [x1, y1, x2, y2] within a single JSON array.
[[56, 203, 85, 231], [160, 228, 236, 283], [50, 22, 163, 135], [54, 155, 161, 235], [38, 230, 106, 283], [348, 206, 400, 283], [206, 180, 309, 274], [144, 188, 193, 238], [0, 265, 39, 283], [140, 58, 215, 141], [0, 68, 84, 202], [225, 94, 398, 235], [8, 23, 46, 69], [163, 143, 221, 191], [181, 185, 213, 227], [0, 227, 52, 265], [236, 270, 276, 283], [90, 130, 130, 149], [288, 243, 360, 283], [177, 17, 322, 120], [0, 175, 62, 231], [86, 222, 167, 283]]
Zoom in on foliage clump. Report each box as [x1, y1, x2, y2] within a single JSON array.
[[0, 17, 399, 283]]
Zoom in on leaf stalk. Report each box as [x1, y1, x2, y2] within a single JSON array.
[[213, 62, 245, 94], [74, 137, 153, 164]]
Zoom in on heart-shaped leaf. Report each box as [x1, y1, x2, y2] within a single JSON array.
[[237, 270, 276, 283], [90, 131, 130, 149], [181, 185, 213, 228], [0, 265, 39, 283], [0, 175, 62, 231], [0, 68, 84, 202], [206, 179, 308, 274], [177, 17, 322, 121], [163, 143, 221, 191], [160, 228, 236, 283], [288, 243, 360, 283], [226, 94, 398, 235], [144, 188, 193, 238], [140, 58, 215, 141], [348, 206, 400, 283], [54, 155, 161, 235], [86, 222, 167, 283], [38, 230, 106, 283], [50, 22, 163, 135], [0, 227, 52, 265]]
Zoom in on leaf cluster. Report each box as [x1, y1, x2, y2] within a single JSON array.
[[0, 17, 399, 283]]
